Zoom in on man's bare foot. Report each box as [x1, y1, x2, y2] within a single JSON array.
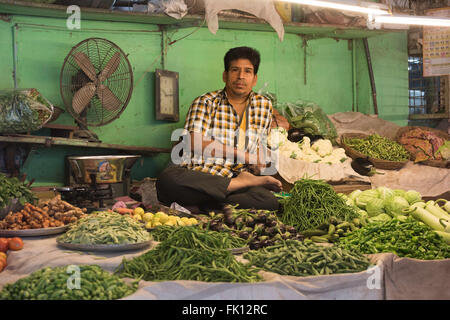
[[227, 171, 282, 193]]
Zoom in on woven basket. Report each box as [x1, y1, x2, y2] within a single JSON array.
[[395, 126, 450, 169], [339, 133, 409, 170]]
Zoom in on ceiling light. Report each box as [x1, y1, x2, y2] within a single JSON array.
[[374, 14, 450, 27], [278, 0, 390, 15]]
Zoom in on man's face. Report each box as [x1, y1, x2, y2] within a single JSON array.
[[223, 58, 258, 98]]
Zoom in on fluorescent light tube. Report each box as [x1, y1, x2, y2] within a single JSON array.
[[374, 15, 450, 27], [279, 0, 390, 15]]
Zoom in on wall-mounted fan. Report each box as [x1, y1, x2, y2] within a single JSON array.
[[60, 38, 133, 141]]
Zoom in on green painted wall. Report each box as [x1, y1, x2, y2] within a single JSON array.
[[0, 13, 408, 186]]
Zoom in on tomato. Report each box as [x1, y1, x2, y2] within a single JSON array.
[[8, 237, 24, 251], [0, 238, 8, 253]]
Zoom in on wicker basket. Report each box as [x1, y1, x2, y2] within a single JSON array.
[[339, 133, 409, 170], [395, 126, 450, 169]]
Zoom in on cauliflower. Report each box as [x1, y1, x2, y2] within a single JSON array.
[[268, 127, 288, 149], [299, 136, 311, 151], [311, 139, 333, 157]]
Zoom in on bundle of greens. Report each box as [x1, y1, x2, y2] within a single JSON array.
[[279, 178, 359, 232], [0, 89, 53, 133], [0, 173, 37, 209]]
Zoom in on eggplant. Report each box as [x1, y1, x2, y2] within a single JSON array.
[[351, 157, 376, 176], [239, 231, 250, 240], [287, 226, 297, 234], [246, 217, 256, 228], [288, 128, 305, 142]]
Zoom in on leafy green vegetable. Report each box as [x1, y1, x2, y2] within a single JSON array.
[[0, 173, 37, 209]]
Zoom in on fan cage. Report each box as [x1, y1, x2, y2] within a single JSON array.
[[60, 38, 133, 126]]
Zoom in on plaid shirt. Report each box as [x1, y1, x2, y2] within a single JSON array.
[[180, 89, 273, 177]]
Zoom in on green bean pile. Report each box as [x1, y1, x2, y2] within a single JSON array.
[[152, 225, 247, 249], [57, 211, 150, 245], [0, 265, 138, 300], [337, 217, 450, 260], [279, 179, 359, 231], [244, 240, 371, 276], [343, 134, 409, 161], [116, 227, 261, 283], [148, 225, 180, 242]]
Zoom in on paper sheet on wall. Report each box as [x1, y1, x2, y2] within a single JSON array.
[[423, 8, 450, 77]]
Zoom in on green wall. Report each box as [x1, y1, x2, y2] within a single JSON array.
[[0, 13, 408, 186]]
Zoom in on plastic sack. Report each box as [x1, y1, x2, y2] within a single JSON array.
[[0, 88, 53, 134], [278, 100, 338, 143], [147, 0, 188, 19]]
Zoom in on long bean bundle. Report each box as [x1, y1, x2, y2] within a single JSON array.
[[116, 227, 261, 282], [343, 134, 409, 161], [279, 179, 359, 231]]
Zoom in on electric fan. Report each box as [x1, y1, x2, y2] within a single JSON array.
[[60, 38, 133, 141]]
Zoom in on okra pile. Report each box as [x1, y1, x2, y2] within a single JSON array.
[[0, 265, 138, 300], [337, 217, 450, 260], [244, 240, 371, 276], [117, 227, 261, 283]]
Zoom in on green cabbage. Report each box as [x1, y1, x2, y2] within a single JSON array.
[[348, 189, 362, 201], [404, 190, 422, 205], [376, 186, 394, 201], [393, 189, 406, 198], [368, 213, 391, 224], [384, 196, 410, 217], [366, 198, 385, 217], [355, 189, 379, 209]]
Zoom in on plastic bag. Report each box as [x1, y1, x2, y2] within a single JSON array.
[[0, 88, 53, 134], [278, 100, 338, 143]]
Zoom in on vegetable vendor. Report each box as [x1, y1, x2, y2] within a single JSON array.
[[156, 47, 282, 212]]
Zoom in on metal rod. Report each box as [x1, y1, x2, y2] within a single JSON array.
[[363, 38, 378, 115], [12, 23, 18, 89], [351, 39, 357, 112]]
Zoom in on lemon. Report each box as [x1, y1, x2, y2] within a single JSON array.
[[143, 212, 154, 223], [153, 222, 163, 227], [189, 218, 198, 225], [132, 214, 142, 221], [159, 214, 169, 224], [164, 220, 175, 226], [134, 207, 145, 216], [154, 211, 166, 219], [152, 217, 160, 224], [177, 220, 186, 227], [145, 221, 153, 229]]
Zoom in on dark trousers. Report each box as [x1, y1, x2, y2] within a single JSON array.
[[156, 165, 279, 211]]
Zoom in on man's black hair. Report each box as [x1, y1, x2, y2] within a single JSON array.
[[224, 46, 261, 74]]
